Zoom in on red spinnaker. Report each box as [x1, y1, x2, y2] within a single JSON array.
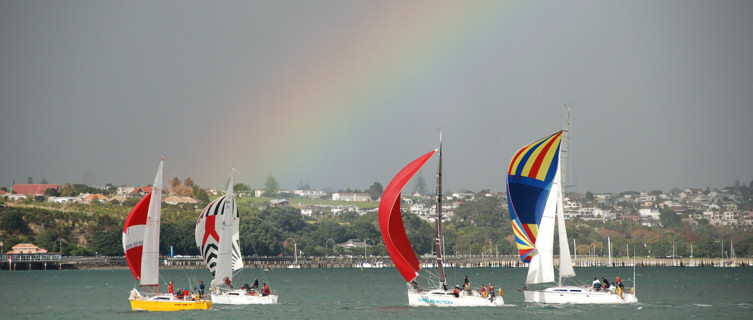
[[123, 192, 152, 280], [378, 150, 436, 282]]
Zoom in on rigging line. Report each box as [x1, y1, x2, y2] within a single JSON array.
[[169, 217, 203, 292], [416, 273, 440, 289], [241, 213, 273, 286]]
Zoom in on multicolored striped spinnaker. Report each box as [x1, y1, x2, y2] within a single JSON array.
[[506, 131, 562, 262]]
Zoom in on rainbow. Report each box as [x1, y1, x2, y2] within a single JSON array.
[[199, 1, 541, 188]]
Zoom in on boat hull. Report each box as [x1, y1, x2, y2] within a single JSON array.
[[129, 298, 212, 311], [408, 289, 504, 307], [524, 286, 637, 304], [211, 291, 278, 305]]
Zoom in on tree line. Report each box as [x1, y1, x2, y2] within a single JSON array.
[[2, 191, 752, 260]]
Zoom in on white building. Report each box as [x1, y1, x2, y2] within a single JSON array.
[[332, 193, 370, 202], [47, 197, 77, 204], [410, 203, 431, 217], [294, 189, 327, 199], [639, 208, 660, 220]]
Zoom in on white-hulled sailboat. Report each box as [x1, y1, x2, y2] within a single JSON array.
[[123, 158, 212, 311], [506, 108, 637, 304], [195, 170, 278, 304], [379, 134, 504, 307]]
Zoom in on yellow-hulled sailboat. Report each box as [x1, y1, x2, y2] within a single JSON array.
[[122, 158, 212, 311]]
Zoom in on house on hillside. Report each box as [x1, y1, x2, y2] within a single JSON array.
[[270, 199, 289, 207], [300, 207, 314, 216], [294, 189, 327, 199], [4, 194, 27, 201], [48, 196, 77, 204], [79, 194, 109, 204], [116, 186, 135, 196], [128, 186, 153, 198], [332, 193, 370, 202], [12, 184, 58, 196]]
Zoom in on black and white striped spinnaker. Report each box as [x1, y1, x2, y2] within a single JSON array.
[[195, 171, 242, 286]]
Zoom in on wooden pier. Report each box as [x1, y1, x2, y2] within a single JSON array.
[[2, 254, 749, 271]]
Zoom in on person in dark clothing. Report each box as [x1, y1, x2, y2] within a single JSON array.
[[199, 280, 205, 296], [592, 278, 601, 291], [601, 277, 611, 290], [252, 277, 259, 289]]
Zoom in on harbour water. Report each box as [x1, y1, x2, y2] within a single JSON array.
[[1, 267, 751, 319]]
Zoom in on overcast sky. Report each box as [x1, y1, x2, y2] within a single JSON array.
[[1, 1, 751, 194]]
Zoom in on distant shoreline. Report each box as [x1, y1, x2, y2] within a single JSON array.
[[3, 255, 748, 271]]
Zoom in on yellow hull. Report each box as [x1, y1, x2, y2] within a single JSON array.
[[130, 299, 212, 311]]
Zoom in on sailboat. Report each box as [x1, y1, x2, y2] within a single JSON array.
[[506, 108, 637, 304], [123, 158, 212, 311], [379, 134, 504, 307], [195, 170, 278, 304], [727, 242, 735, 267], [608, 237, 612, 267]]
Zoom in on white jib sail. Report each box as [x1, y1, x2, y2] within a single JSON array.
[[140, 159, 163, 287]]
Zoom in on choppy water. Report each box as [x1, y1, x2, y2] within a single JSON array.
[[1, 266, 751, 319]]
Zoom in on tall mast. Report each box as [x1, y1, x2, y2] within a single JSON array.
[[557, 107, 576, 286], [561, 105, 571, 197], [435, 132, 446, 288]]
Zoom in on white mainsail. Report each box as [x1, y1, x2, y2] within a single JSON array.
[[555, 164, 575, 281], [140, 159, 163, 287]]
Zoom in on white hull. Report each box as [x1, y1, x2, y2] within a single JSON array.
[[211, 290, 278, 305], [524, 286, 637, 304], [408, 289, 504, 307]]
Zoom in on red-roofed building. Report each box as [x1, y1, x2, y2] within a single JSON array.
[[10, 243, 48, 254], [131, 186, 152, 194], [12, 184, 58, 196], [127, 186, 153, 199], [79, 193, 110, 204]]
